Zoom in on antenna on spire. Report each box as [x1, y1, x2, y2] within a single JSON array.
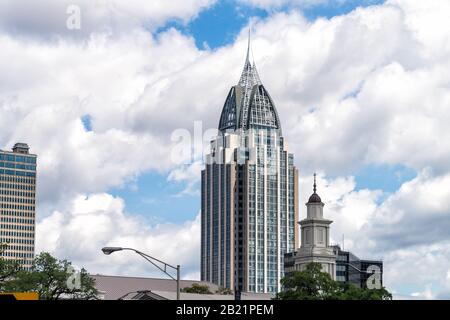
[[245, 26, 251, 64], [238, 23, 261, 87], [313, 172, 317, 194]]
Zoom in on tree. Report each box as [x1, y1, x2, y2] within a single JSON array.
[[338, 282, 392, 300], [276, 262, 340, 300], [181, 283, 212, 294], [216, 286, 233, 295], [0, 244, 20, 290], [276, 262, 392, 300], [3, 252, 98, 300]]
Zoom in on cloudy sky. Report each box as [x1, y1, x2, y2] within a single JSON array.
[[1, 0, 450, 299]]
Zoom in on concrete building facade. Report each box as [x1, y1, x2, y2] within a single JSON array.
[[0, 143, 37, 270]]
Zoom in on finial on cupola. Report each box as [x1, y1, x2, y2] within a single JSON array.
[[313, 172, 317, 194], [307, 172, 322, 204]]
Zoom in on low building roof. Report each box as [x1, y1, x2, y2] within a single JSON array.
[[122, 290, 273, 301], [92, 274, 274, 300], [92, 274, 219, 300]]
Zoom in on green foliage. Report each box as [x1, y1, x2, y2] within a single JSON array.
[[337, 282, 392, 300], [181, 283, 212, 294], [276, 262, 392, 300], [216, 286, 233, 295], [1, 252, 98, 300], [0, 244, 20, 289], [277, 262, 340, 300]]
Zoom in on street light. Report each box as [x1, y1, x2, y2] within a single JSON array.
[[101, 247, 181, 300], [102, 247, 123, 255]]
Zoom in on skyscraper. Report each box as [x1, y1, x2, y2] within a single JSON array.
[[0, 143, 37, 270], [201, 35, 299, 293]]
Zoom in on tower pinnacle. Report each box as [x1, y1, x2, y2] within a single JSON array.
[[218, 27, 281, 133], [313, 172, 317, 194], [308, 173, 322, 204], [245, 27, 251, 65], [238, 27, 260, 88]]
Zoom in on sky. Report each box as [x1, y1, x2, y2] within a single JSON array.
[[1, 0, 450, 299]]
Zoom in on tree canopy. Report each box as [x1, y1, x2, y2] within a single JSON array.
[[216, 286, 233, 295], [0, 244, 20, 290], [0, 251, 98, 300], [276, 262, 392, 300], [181, 283, 212, 294]]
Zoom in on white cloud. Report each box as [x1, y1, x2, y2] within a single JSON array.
[[36, 193, 201, 279], [304, 171, 450, 297], [411, 285, 435, 300], [0, 0, 216, 38], [383, 242, 450, 299], [363, 171, 450, 252], [0, 28, 203, 210], [167, 161, 204, 196], [250, 5, 449, 175], [239, 0, 378, 10]]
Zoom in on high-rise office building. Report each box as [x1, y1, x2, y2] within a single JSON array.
[[0, 143, 37, 270], [201, 36, 299, 293]]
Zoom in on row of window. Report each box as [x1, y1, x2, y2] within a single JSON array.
[[0, 223, 35, 231], [0, 174, 36, 183], [0, 161, 36, 171], [1, 210, 34, 217], [0, 251, 34, 259], [0, 217, 34, 224], [336, 265, 346, 271], [247, 285, 278, 293], [0, 203, 35, 211], [0, 196, 35, 204], [0, 230, 34, 238], [0, 183, 35, 191], [0, 153, 36, 164], [0, 169, 36, 177], [0, 189, 35, 197], [337, 254, 348, 261], [1, 244, 34, 252], [0, 237, 34, 245]]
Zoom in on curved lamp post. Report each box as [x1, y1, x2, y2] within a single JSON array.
[[101, 247, 180, 300]]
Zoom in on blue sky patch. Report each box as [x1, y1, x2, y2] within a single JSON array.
[[110, 171, 199, 224], [300, 0, 385, 20], [354, 164, 417, 194], [156, 1, 267, 49], [155, 0, 385, 50], [81, 114, 92, 132]]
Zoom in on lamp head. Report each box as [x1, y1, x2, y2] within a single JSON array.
[[102, 247, 123, 255]]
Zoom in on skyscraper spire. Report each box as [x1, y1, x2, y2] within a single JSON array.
[[238, 27, 261, 88], [218, 25, 281, 132], [245, 27, 251, 65]]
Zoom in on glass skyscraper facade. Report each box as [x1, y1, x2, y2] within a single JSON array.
[[0, 143, 37, 270], [333, 245, 383, 289], [201, 38, 299, 293]]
